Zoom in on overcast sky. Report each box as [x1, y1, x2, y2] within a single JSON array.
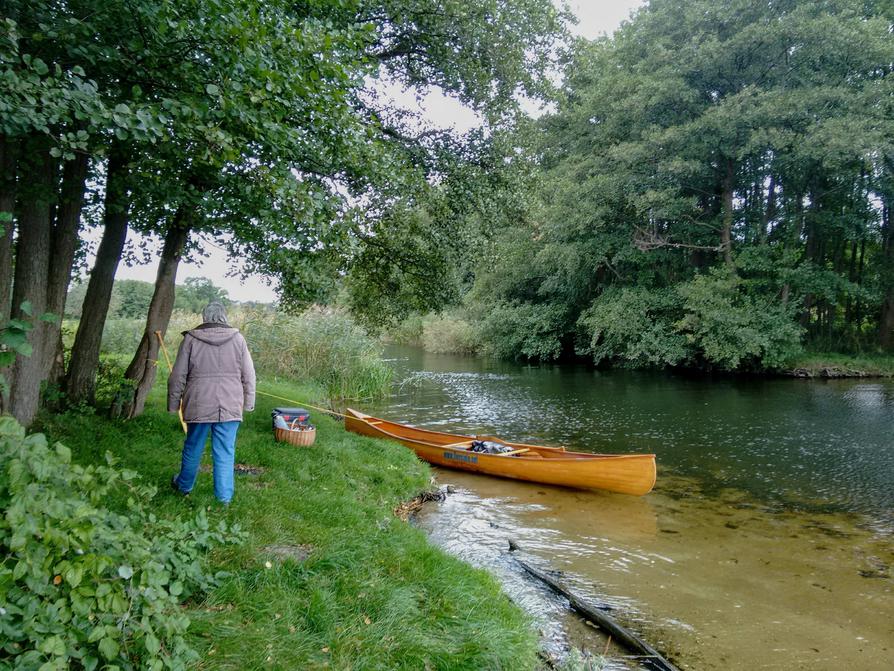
[[101, 1, 645, 303]]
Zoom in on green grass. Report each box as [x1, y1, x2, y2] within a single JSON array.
[[785, 351, 894, 377], [38, 379, 540, 670]]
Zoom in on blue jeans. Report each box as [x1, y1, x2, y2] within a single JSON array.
[[173, 421, 241, 503]]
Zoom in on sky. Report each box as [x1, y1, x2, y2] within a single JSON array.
[[99, 0, 645, 303]]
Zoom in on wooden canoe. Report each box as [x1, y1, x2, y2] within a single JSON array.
[[345, 409, 656, 496]]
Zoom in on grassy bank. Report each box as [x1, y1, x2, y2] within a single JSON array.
[[782, 352, 894, 378], [37, 379, 540, 670]]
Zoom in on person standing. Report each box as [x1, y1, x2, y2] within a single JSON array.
[[168, 302, 256, 504]]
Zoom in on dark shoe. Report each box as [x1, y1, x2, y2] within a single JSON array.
[[170, 475, 189, 497]]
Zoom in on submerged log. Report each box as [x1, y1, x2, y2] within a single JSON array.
[[510, 541, 680, 671]]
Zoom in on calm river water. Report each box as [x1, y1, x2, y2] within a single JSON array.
[[365, 345, 894, 670]]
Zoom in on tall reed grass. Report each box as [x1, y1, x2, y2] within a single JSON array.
[[385, 311, 482, 355], [87, 307, 393, 402], [419, 313, 480, 354], [242, 307, 393, 400]]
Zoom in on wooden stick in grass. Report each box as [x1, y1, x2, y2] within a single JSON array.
[[155, 331, 187, 433]]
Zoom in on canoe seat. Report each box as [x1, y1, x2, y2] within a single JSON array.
[[443, 441, 473, 449]]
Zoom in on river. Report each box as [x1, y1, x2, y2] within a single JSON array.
[[364, 345, 894, 670]]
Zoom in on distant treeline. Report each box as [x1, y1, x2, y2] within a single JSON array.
[[64, 277, 239, 320]]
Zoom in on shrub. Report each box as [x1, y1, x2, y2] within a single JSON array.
[[577, 287, 690, 368], [676, 271, 803, 370], [98, 319, 145, 356], [478, 302, 568, 360], [243, 308, 392, 400], [0, 417, 243, 670], [420, 313, 480, 354], [577, 274, 805, 371], [385, 313, 425, 346]]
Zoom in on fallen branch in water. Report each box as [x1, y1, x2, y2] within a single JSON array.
[[509, 540, 680, 671]]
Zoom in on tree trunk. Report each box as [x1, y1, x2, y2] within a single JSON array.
[[122, 211, 191, 418], [854, 238, 866, 328], [65, 144, 130, 405], [879, 199, 894, 349], [6, 145, 55, 425], [800, 185, 822, 329], [845, 240, 858, 330], [760, 175, 775, 246], [44, 153, 89, 385], [720, 157, 735, 266], [0, 136, 18, 323]]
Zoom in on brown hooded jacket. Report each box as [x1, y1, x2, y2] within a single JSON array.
[[167, 324, 256, 423]]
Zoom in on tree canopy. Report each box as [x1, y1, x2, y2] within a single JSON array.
[[0, 0, 568, 423], [447, 0, 894, 369]]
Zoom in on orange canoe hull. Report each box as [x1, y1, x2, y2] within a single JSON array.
[[345, 409, 656, 496]]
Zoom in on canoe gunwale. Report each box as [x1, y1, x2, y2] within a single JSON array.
[[344, 409, 656, 464]]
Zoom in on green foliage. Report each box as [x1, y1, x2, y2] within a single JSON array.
[[385, 313, 425, 346], [173, 278, 230, 314], [578, 288, 690, 368], [111, 281, 156, 319], [243, 309, 392, 401], [0, 417, 243, 670], [676, 271, 804, 370], [94, 355, 136, 410], [477, 302, 568, 361], [38, 377, 541, 670], [455, 0, 894, 366], [97, 319, 144, 356], [0, 317, 35, 397], [577, 274, 804, 370], [65, 278, 231, 320], [420, 313, 480, 355], [0, 303, 58, 396]]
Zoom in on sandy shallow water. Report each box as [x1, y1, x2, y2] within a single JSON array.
[[417, 470, 893, 670]]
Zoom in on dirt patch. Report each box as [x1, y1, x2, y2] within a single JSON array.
[[262, 544, 313, 562]]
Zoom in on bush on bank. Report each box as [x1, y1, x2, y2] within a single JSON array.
[[419, 313, 481, 355], [0, 417, 242, 670], [390, 271, 809, 372]]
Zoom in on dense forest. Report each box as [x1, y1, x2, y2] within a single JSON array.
[[364, 0, 894, 371]]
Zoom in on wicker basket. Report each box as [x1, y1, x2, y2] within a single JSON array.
[[274, 425, 316, 447]]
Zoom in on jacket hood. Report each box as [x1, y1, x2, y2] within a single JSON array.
[[183, 324, 240, 346]]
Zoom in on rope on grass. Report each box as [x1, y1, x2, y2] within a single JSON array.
[[255, 389, 351, 420]]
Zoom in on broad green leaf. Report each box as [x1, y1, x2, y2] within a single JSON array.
[[98, 636, 119, 660]]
